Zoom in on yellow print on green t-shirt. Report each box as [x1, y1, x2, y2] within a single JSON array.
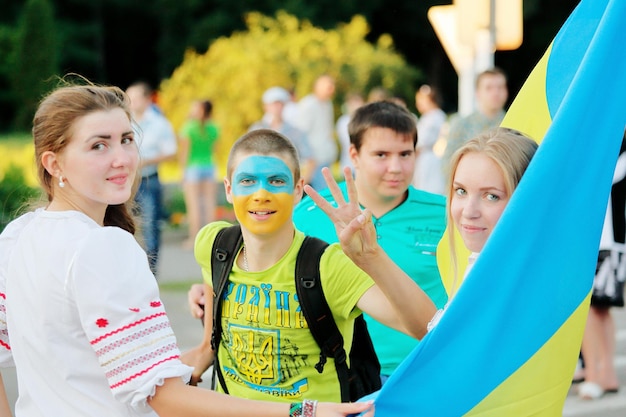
[[232, 326, 275, 384], [220, 281, 311, 396], [221, 282, 307, 329]]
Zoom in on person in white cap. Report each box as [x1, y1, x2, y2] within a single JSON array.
[[293, 75, 337, 191], [249, 86, 315, 184]]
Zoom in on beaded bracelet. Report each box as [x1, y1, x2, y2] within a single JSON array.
[[302, 399, 318, 417], [289, 402, 302, 417]]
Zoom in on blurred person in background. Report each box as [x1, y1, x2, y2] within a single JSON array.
[[126, 81, 178, 277], [412, 84, 446, 195], [250, 86, 316, 185], [179, 99, 220, 249], [578, 131, 626, 400], [294, 75, 337, 190], [335, 92, 365, 172], [441, 68, 508, 183]]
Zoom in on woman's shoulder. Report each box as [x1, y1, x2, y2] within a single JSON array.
[[0, 209, 98, 246], [0, 210, 38, 240], [76, 224, 142, 260], [0, 211, 39, 276]]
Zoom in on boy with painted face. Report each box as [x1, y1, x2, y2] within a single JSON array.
[[182, 128, 436, 403]]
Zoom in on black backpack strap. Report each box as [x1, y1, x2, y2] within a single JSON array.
[[210, 224, 243, 394], [295, 236, 352, 402]]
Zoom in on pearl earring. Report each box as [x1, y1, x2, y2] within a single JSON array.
[[59, 176, 65, 188]]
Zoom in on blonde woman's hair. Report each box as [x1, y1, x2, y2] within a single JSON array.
[[446, 127, 538, 295]]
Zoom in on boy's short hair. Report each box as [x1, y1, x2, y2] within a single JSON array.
[[348, 101, 418, 151], [227, 128, 301, 183]]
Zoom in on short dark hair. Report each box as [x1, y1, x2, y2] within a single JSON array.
[[417, 84, 442, 108], [127, 80, 153, 97], [227, 128, 301, 183], [475, 67, 507, 88], [348, 101, 417, 151]]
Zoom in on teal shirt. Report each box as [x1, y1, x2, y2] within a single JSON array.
[[293, 183, 447, 376]]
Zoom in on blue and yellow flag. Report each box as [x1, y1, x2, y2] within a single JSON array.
[[369, 0, 626, 415]]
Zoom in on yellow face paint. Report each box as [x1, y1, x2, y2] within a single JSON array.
[[231, 155, 296, 235]]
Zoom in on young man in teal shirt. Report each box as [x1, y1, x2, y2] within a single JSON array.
[[293, 101, 447, 380]]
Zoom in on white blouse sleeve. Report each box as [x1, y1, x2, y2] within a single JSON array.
[[69, 226, 191, 413], [0, 212, 36, 368]]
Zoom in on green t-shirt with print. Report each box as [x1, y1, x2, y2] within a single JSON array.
[[195, 221, 374, 402]]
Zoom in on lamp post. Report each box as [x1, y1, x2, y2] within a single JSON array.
[[429, 0, 523, 116]]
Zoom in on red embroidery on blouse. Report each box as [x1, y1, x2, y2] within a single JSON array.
[[90, 312, 167, 345], [0, 340, 10, 351], [0, 292, 6, 299], [106, 344, 178, 379], [96, 318, 109, 328], [149, 301, 161, 308], [94, 321, 172, 356], [129, 308, 140, 312], [109, 354, 180, 389]]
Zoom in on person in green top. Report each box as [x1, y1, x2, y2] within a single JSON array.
[[293, 100, 447, 382], [179, 99, 220, 247]]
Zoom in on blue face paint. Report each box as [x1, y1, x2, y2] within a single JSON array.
[[232, 155, 294, 196]]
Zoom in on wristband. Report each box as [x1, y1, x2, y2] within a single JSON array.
[[289, 402, 302, 417], [302, 399, 318, 417]]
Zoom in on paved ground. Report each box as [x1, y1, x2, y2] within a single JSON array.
[[3, 226, 626, 415]]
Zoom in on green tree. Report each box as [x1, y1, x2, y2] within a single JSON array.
[[0, 165, 40, 233], [0, 0, 585, 130], [159, 12, 420, 174], [11, 0, 59, 130], [0, 25, 18, 131]]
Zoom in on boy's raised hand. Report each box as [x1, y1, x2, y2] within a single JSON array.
[[303, 167, 380, 264]]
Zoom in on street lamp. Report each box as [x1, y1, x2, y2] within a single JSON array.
[[429, 0, 523, 116]]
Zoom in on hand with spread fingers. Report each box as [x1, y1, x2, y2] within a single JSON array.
[[305, 166, 437, 339], [303, 167, 381, 265]]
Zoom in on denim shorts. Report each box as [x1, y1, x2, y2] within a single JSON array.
[[184, 165, 215, 182]]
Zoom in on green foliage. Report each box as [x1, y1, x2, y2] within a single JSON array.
[[159, 12, 420, 173], [0, 164, 40, 233], [0, 25, 18, 130], [11, 0, 59, 130], [165, 186, 187, 215], [0, 25, 17, 92], [0, 0, 584, 131]]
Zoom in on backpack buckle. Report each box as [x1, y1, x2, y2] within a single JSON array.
[[215, 248, 228, 262], [301, 276, 315, 289], [324, 334, 347, 364], [315, 352, 327, 373]]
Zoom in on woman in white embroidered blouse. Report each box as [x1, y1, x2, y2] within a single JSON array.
[[0, 81, 372, 417]]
